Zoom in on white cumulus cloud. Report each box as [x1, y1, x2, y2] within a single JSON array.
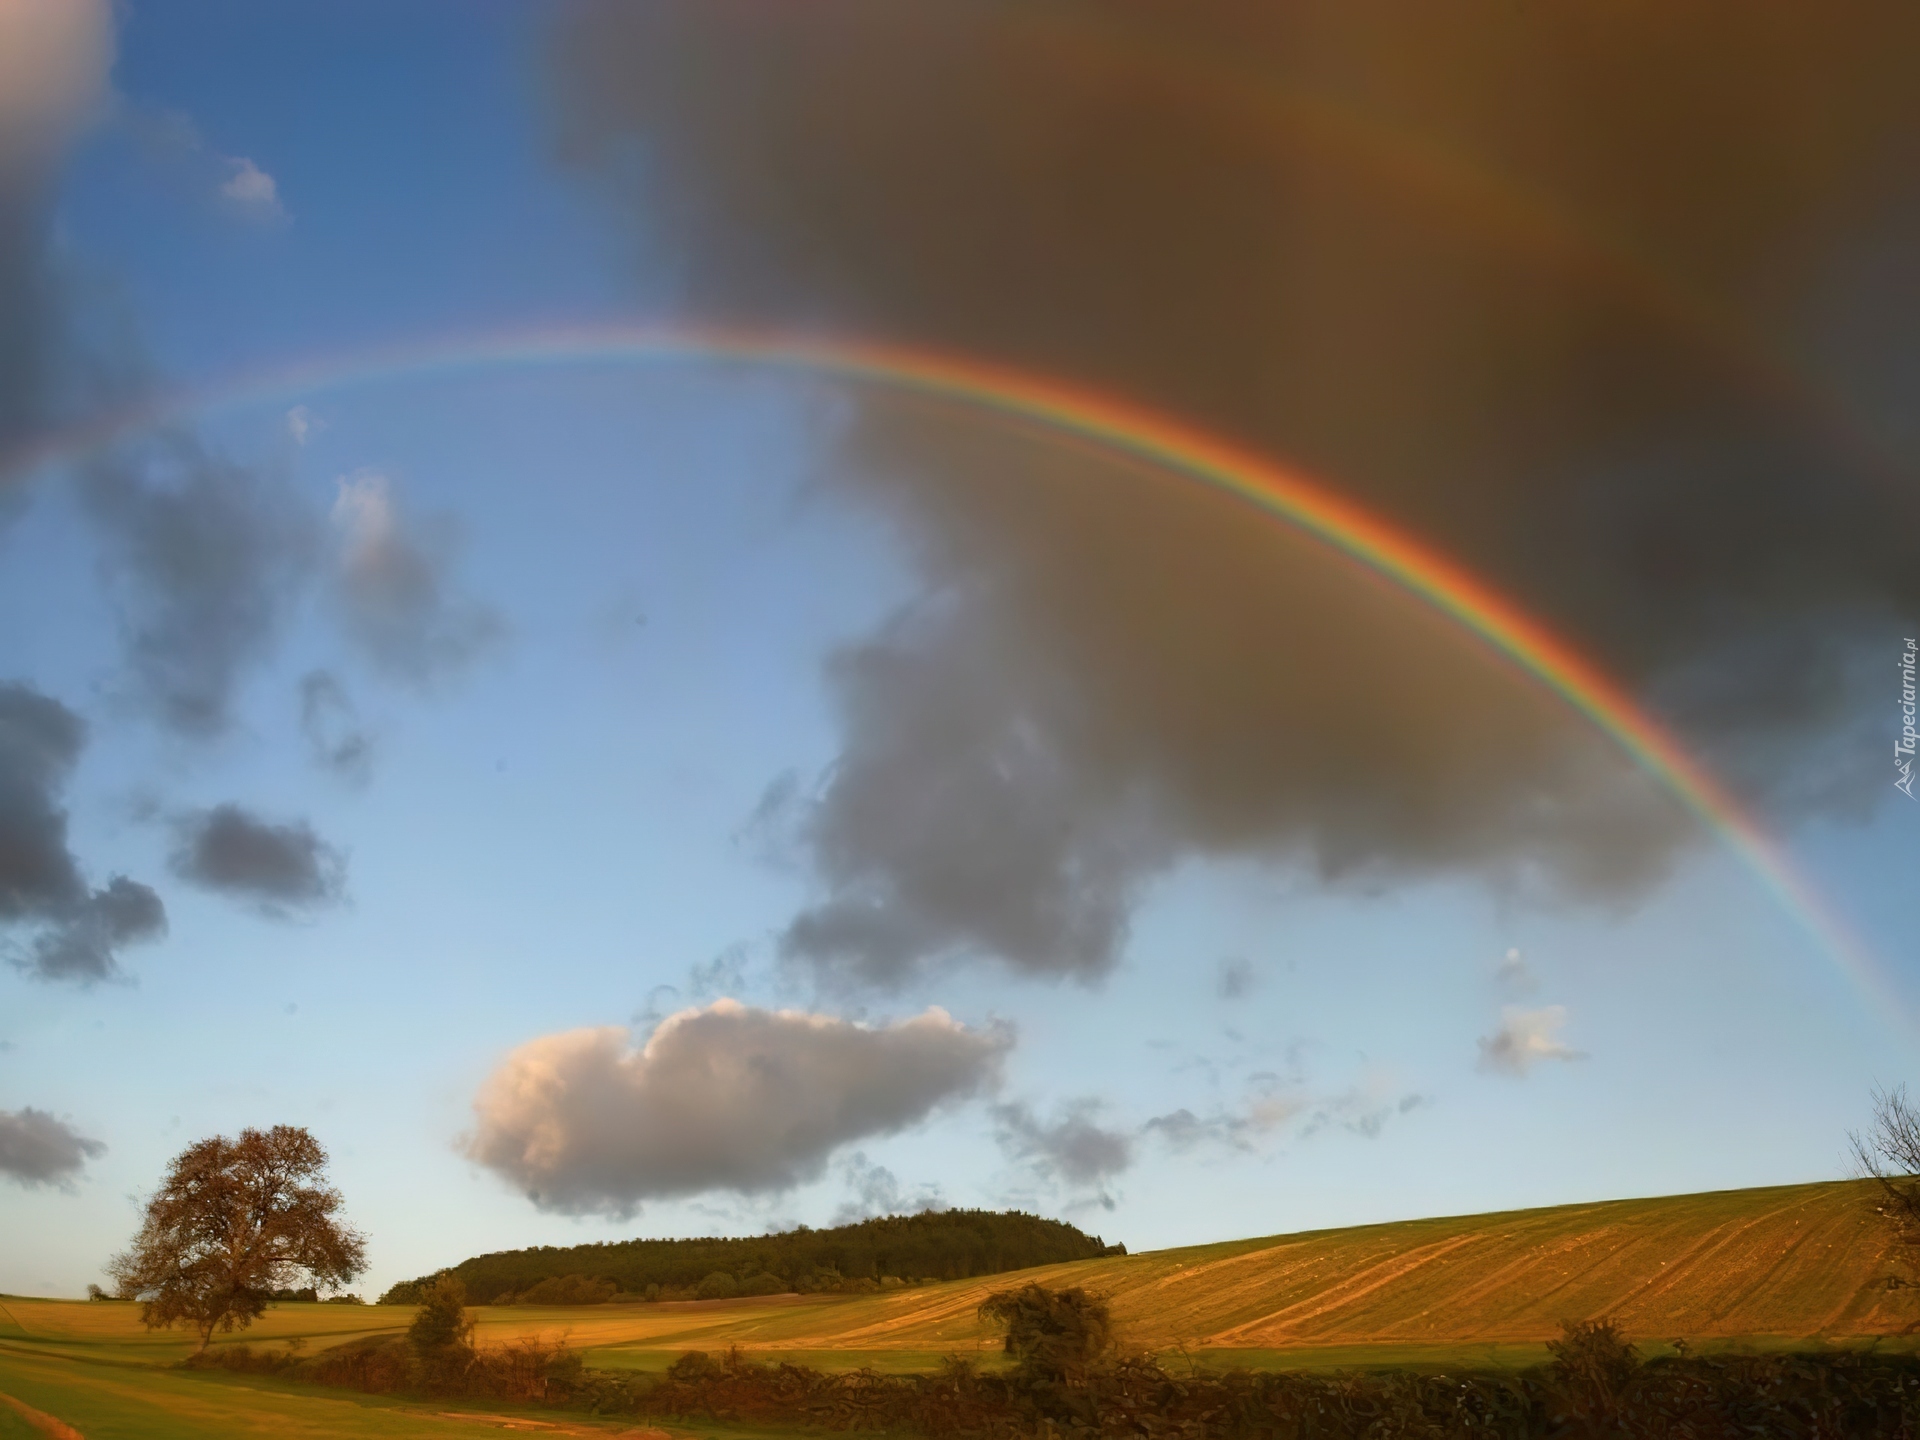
[[219, 155, 285, 220], [1477, 1004, 1585, 1076], [465, 999, 1010, 1215]]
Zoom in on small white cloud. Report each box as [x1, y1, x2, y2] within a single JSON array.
[[1477, 1004, 1585, 1076], [285, 406, 321, 445], [219, 155, 285, 219]]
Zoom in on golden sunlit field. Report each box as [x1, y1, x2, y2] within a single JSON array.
[[3, 1178, 1915, 1435]]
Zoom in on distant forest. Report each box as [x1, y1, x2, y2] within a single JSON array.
[[380, 1210, 1124, 1306]]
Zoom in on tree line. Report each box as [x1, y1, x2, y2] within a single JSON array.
[[378, 1209, 1125, 1306]]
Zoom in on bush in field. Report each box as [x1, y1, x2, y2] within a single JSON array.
[[695, 1270, 738, 1300], [1546, 1316, 1639, 1418], [738, 1272, 786, 1297], [978, 1282, 1115, 1389], [407, 1274, 474, 1357]]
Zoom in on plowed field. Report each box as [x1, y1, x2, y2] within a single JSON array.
[[2, 1176, 1911, 1429]]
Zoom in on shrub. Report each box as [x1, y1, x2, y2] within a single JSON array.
[[739, 1272, 786, 1297], [379, 1279, 426, 1305], [407, 1274, 474, 1355], [1547, 1316, 1639, 1417], [978, 1283, 1114, 1389], [695, 1271, 738, 1300]]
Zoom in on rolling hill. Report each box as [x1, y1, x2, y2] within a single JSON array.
[[6, 1177, 1910, 1386]]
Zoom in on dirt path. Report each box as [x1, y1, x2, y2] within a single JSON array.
[[0, 1390, 83, 1440]]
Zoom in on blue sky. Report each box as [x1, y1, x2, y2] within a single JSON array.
[[1, 2, 1916, 1301]]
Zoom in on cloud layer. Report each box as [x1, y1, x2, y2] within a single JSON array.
[[555, 1, 1920, 985], [0, 1106, 105, 1187], [78, 438, 319, 738], [466, 999, 1009, 1214], [168, 803, 346, 911], [0, 682, 165, 983]]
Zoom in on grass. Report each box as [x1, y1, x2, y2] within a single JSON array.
[[1, 1177, 1912, 1434]]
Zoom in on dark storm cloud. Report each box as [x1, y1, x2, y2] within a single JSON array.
[[169, 803, 345, 911], [466, 1000, 1008, 1215], [993, 1099, 1134, 1189], [79, 437, 320, 738], [26, 873, 166, 983], [330, 471, 503, 687], [555, 1, 1920, 984], [0, 682, 166, 984], [298, 670, 373, 785], [0, 1106, 105, 1187], [0, 0, 110, 455]]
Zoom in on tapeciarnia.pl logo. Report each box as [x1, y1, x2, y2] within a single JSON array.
[[1898, 637, 1917, 800]]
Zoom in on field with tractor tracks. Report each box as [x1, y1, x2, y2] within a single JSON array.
[[2, 1178, 1913, 1436]]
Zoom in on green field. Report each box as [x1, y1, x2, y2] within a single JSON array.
[[3, 1178, 1912, 1435]]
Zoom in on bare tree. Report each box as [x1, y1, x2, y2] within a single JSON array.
[[107, 1125, 366, 1352], [1851, 1085, 1920, 1258]]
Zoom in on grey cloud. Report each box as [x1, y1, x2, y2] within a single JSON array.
[[168, 803, 345, 911], [0, 0, 110, 461], [0, 1106, 105, 1187], [26, 874, 165, 983], [298, 671, 373, 785], [993, 1099, 1134, 1190], [779, 602, 1167, 988], [1300, 1086, 1427, 1140], [330, 471, 503, 687], [466, 1000, 1009, 1215], [0, 10, 313, 738], [1145, 1089, 1303, 1154], [556, 1, 1920, 986], [1217, 957, 1255, 1001], [0, 682, 86, 919], [830, 1150, 944, 1225], [0, 682, 166, 984], [78, 435, 319, 738], [1477, 1005, 1585, 1077]]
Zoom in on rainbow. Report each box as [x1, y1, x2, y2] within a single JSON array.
[[0, 323, 1889, 1019]]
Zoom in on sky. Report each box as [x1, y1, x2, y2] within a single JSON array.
[[2, 0, 1918, 1301]]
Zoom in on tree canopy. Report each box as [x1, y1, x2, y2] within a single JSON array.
[[382, 1208, 1121, 1305], [108, 1125, 366, 1350]]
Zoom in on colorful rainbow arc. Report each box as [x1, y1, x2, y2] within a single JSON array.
[[0, 323, 1890, 1022]]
